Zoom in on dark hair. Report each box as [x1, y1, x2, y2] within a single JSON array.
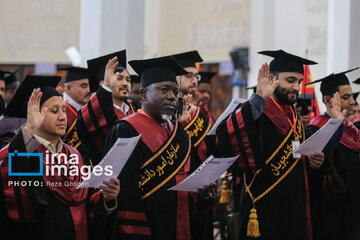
[[115, 66, 126, 73], [322, 86, 340, 98], [269, 71, 279, 80], [5, 81, 19, 91]]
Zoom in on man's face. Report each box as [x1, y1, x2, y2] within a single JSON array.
[[129, 82, 141, 109], [112, 70, 131, 101], [142, 81, 179, 122], [272, 72, 302, 105], [177, 67, 199, 94], [4, 87, 17, 104], [39, 96, 67, 138], [338, 85, 355, 115], [0, 80, 5, 99], [347, 104, 360, 122], [64, 79, 90, 106], [197, 83, 211, 105]]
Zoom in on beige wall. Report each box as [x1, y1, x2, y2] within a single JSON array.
[[0, 0, 80, 64], [145, 0, 251, 62]]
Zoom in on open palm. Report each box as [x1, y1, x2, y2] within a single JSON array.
[[256, 63, 279, 100], [24, 88, 48, 135]]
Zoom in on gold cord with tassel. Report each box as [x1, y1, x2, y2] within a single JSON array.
[[244, 173, 261, 238], [247, 206, 261, 237]]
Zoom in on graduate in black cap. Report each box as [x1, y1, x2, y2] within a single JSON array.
[[196, 71, 216, 125], [217, 49, 324, 239], [128, 74, 142, 111], [173, 52, 218, 240], [305, 68, 360, 240], [102, 55, 199, 240], [173, 50, 203, 95], [62, 67, 90, 110], [76, 50, 134, 166], [173, 51, 213, 161], [0, 75, 120, 240], [60, 67, 90, 151]]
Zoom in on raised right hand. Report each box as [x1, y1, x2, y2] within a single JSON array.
[[327, 92, 347, 119], [103, 56, 120, 89], [256, 63, 279, 100], [23, 88, 48, 136]]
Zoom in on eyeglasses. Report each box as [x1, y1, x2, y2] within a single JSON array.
[[185, 72, 201, 81]]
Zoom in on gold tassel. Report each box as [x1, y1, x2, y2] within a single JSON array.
[[247, 207, 261, 238], [219, 180, 232, 203]]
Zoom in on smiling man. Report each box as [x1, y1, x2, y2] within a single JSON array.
[[76, 50, 134, 165], [217, 50, 323, 239]]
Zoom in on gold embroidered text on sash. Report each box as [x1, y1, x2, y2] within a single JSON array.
[[63, 119, 81, 149], [138, 121, 191, 199], [184, 108, 211, 147], [244, 111, 305, 204]]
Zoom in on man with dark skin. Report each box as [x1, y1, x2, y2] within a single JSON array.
[[103, 56, 198, 240]]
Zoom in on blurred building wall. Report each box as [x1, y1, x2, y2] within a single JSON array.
[[144, 0, 251, 62], [0, 0, 80, 64]]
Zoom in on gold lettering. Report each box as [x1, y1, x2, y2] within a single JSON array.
[[186, 117, 205, 139]]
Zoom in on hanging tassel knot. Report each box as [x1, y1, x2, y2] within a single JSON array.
[[219, 180, 232, 204], [247, 207, 261, 238]]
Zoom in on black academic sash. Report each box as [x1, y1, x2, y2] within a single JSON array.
[[184, 107, 211, 147], [244, 111, 304, 208], [138, 121, 191, 200]]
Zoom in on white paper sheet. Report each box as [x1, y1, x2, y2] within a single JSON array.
[[294, 118, 344, 156], [77, 135, 141, 189], [168, 155, 238, 192], [207, 98, 246, 135]]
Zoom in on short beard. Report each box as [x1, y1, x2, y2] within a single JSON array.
[[114, 94, 128, 101], [161, 114, 172, 121], [273, 86, 298, 105]]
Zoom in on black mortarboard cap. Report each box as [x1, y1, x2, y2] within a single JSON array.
[[0, 69, 19, 89], [60, 67, 88, 83], [353, 77, 360, 85], [5, 75, 61, 118], [130, 75, 140, 84], [258, 49, 317, 74], [306, 67, 359, 95], [87, 50, 127, 92], [129, 56, 188, 88], [0, 70, 9, 81], [172, 50, 203, 68], [199, 72, 216, 84]]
